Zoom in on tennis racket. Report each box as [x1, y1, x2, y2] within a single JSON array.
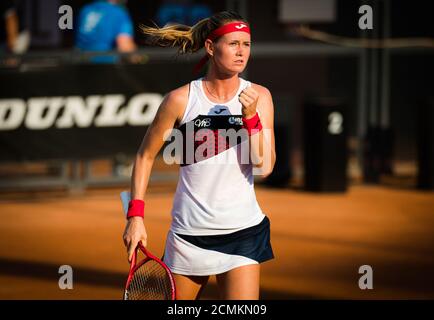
[[120, 191, 176, 300]]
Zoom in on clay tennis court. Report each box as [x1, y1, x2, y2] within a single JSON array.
[[1, 159, 433, 300], [1, 0, 433, 304]]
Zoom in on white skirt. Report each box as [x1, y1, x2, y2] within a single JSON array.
[[162, 216, 274, 276]]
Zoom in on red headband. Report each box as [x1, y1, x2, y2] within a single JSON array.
[[193, 21, 251, 75], [207, 21, 251, 41]]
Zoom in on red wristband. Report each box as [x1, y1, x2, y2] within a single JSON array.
[[242, 112, 263, 136], [126, 199, 145, 219]]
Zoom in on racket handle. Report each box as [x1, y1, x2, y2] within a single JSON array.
[[128, 242, 146, 275], [126, 245, 138, 285]]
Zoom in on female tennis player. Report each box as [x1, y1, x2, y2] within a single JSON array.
[[122, 11, 276, 300]]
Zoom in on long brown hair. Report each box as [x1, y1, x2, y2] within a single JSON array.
[[140, 11, 248, 54]]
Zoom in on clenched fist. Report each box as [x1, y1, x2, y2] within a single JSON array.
[[239, 86, 259, 119]]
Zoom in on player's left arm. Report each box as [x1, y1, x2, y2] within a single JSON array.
[[241, 83, 276, 177]]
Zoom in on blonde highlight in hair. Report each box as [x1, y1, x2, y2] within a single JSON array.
[[140, 18, 209, 54], [140, 11, 248, 54]]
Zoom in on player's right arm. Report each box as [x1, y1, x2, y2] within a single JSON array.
[[123, 85, 188, 262]]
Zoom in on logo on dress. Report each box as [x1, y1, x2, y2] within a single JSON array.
[[228, 116, 243, 125], [214, 108, 226, 114], [194, 118, 211, 127], [235, 23, 247, 29], [209, 105, 229, 115]]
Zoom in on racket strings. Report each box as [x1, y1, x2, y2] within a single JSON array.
[[126, 260, 173, 300]]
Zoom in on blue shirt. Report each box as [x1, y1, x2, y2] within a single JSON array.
[[76, 1, 133, 51]]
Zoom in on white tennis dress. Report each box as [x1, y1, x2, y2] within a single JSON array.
[[162, 78, 273, 276]]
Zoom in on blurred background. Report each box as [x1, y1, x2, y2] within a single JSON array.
[[0, 0, 433, 299]]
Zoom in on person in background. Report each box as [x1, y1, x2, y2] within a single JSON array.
[[75, 0, 136, 56], [75, 0, 139, 175]]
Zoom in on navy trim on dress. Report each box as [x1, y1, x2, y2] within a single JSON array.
[[175, 216, 274, 263]]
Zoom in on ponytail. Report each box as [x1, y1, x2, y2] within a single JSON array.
[[140, 18, 210, 54], [140, 11, 248, 54]]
